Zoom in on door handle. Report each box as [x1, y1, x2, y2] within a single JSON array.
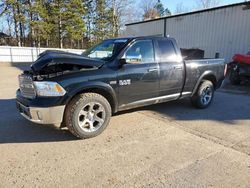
[[147, 68, 158, 72], [174, 66, 183, 70]]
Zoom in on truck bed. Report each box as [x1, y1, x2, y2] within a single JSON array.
[[183, 59, 225, 94]]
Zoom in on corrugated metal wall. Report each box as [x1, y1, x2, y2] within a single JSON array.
[[126, 19, 165, 37], [125, 4, 250, 62]]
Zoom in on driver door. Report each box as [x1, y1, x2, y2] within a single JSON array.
[[117, 39, 160, 107]]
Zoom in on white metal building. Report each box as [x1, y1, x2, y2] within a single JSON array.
[[125, 2, 250, 62]]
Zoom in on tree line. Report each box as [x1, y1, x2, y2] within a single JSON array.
[[0, 0, 219, 49], [1, 0, 127, 48]]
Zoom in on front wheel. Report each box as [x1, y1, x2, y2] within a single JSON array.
[[65, 93, 111, 139], [191, 80, 214, 109]]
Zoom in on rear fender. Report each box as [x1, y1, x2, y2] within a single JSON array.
[[191, 71, 217, 96]]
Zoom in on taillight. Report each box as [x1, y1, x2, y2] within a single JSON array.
[[224, 63, 228, 76]]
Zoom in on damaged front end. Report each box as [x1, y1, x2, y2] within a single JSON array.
[[16, 50, 105, 125], [18, 50, 105, 99], [29, 50, 105, 81]]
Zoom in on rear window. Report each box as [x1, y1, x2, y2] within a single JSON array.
[[157, 40, 177, 61]]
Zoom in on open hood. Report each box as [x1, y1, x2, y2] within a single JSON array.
[[31, 50, 105, 73]]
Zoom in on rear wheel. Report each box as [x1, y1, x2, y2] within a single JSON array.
[[191, 80, 214, 109], [65, 93, 111, 139]]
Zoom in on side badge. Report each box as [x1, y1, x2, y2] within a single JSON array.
[[119, 79, 131, 86]]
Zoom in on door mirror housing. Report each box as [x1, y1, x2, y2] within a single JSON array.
[[119, 58, 127, 66]]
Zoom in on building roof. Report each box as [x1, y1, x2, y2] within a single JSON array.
[[126, 1, 250, 26]]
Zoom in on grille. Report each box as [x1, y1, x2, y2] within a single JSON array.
[[19, 74, 36, 99]]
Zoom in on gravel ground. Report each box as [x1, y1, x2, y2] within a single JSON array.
[[0, 65, 249, 188]]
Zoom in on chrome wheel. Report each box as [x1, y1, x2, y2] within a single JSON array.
[[201, 86, 212, 105], [77, 102, 106, 133]]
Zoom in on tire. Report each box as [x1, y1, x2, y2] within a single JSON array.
[[229, 68, 241, 85], [191, 80, 214, 109], [65, 93, 111, 139]]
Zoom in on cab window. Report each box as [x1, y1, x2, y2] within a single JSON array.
[[123, 40, 154, 64], [157, 39, 177, 62]]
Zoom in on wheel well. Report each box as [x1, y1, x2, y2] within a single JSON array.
[[68, 88, 116, 113], [202, 74, 217, 89], [192, 74, 217, 96]]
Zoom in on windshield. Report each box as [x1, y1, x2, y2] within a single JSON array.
[[82, 39, 128, 61]]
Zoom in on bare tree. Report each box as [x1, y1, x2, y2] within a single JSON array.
[[143, 9, 159, 20], [5, 12, 13, 37], [141, 0, 157, 13], [140, 0, 160, 20], [109, 0, 139, 36], [121, 1, 141, 24], [195, 0, 220, 9], [0, 2, 7, 17], [175, 2, 190, 14]]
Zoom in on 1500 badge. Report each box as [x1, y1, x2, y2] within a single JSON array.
[[119, 79, 131, 86]]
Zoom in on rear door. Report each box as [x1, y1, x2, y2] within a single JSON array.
[[117, 39, 160, 106], [155, 38, 184, 98]]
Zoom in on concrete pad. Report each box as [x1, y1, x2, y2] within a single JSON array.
[[0, 66, 249, 188], [141, 92, 250, 152]]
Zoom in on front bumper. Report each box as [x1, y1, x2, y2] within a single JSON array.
[[16, 101, 65, 127]]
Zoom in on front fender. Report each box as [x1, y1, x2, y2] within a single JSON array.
[[63, 81, 118, 112]]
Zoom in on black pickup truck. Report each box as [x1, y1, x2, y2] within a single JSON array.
[[16, 36, 226, 139]]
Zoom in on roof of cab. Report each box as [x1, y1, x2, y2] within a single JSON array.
[[110, 36, 173, 41]]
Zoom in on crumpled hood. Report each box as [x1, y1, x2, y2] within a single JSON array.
[[31, 50, 105, 73]]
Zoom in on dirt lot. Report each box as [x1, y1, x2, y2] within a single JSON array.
[[0, 65, 250, 188]]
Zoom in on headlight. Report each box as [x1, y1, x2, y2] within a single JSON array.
[[33, 81, 66, 97]]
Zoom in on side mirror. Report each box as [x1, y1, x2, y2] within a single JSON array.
[[119, 58, 127, 66]]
